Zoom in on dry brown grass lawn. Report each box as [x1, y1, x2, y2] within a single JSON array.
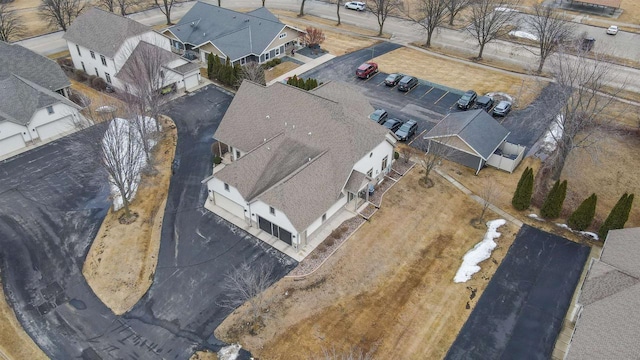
[[216, 167, 520, 359], [0, 280, 48, 360], [82, 116, 177, 315], [190, 351, 218, 360], [264, 61, 300, 82], [373, 47, 545, 107]]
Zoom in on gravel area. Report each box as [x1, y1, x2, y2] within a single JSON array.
[[359, 203, 378, 219], [288, 216, 366, 277], [387, 171, 402, 181], [369, 178, 395, 208], [392, 160, 414, 176]]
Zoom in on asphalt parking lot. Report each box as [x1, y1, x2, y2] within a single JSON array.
[[446, 225, 590, 360], [302, 44, 552, 150], [0, 86, 295, 359]]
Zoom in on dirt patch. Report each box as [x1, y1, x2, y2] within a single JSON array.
[[190, 350, 218, 360], [215, 167, 520, 359], [82, 116, 177, 315], [264, 61, 300, 83], [373, 47, 545, 108], [0, 280, 48, 360]]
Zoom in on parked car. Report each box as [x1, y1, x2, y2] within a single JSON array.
[[457, 90, 477, 110], [397, 76, 418, 92], [581, 37, 595, 51], [384, 73, 404, 86], [475, 95, 494, 112], [395, 120, 418, 141], [369, 109, 388, 124], [356, 62, 378, 79], [382, 118, 403, 132], [345, 1, 365, 11], [492, 100, 512, 117], [606, 25, 619, 35]]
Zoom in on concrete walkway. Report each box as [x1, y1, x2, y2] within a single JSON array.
[[435, 168, 524, 227], [267, 53, 336, 86], [203, 197, 356, 262]]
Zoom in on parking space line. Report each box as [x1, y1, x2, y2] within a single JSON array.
[[408, 129, 428, 146], [403, 87, 417, 96], [419, 87, 434, 99], [363, 72, 381, 82], [434, 91, 449, 104]]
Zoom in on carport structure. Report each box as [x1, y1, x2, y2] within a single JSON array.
[[570, 0, 621, 14], [423, 110, 524, 174]]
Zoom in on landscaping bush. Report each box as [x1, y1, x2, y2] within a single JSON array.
[[512, 167, 534, 211], [540, 179, 567, 219], [91, 76, 107, 91], [213, 156, 222, 165], [74, 69, 88, 82], [57, 58, 74, 71], [394, 151, 400, 160], [325, 238, 335, 247], [599, 193, 634, 239], [567, 193, 597, 231]]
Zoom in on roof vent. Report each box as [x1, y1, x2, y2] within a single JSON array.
[[190, 22, 195, 27], [308, 157, 311, 162], [245, 19, 250, 22], [292, 125, 295, 129], [266, 115, 270, 119], [203, 33, 206, 37], [264, 138, 267, 142], [308, 132, 312, 136], [284, 122, 287, 126]]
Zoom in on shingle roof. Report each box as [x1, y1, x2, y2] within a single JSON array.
[[567, 228, 640, 360], [0, 75, 79, 125], [115, 41, 197, 81], [166, 2, 294, 61], [424, 109, 510, 160], [63, 7, 151, 58], [344, 170, 368, 193], [214, 81, 391, 231], [0, 41, 70, 92]]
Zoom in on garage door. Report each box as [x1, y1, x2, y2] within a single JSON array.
[[213, 192, 246, 219], [184, 73, 199, 90], [0, 134, 26, 157], [36, 116, 76, 140]]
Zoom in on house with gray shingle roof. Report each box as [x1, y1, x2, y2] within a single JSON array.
[[63, 7, 201, 93], [565, 228, 640, 360], [204, 80, 396, 250], [0, 41, 83, 159], [423, 109, 524, 174], [162, 2, 305, 64]]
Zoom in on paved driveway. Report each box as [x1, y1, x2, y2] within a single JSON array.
[[0, 86, 295, 359]]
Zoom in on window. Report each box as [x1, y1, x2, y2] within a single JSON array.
[[240, 57, 247, 65], [275, 48, 280, 56], [366, 169, 373, 178], [81, 61, 86, 72], [322, 213, 326, 222], [105, 72, 111, 84], [100, 55, 107, 66], [270, 206, 275, 215], [95, 67, 99, 76], [46, 106, 54, 114], [76, 44, 81, 56], [235, 149, 241, 159], [264, 52, 270, 61], [90, 50, 95, 59], [382, 156, 388, 172], [160, 70, 165, 78], [224, 183, 229, 191], [279, 33, 287, 39]]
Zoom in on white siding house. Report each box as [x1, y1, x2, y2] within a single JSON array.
[[206, 81, 396, 250]]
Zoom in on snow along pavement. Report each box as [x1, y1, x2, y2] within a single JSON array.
[[454, 219, 507, 283]]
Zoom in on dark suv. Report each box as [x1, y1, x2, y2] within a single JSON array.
[[384, 73, 404, 86], [369, 109, 388, 124], [395, 120, 418, 141], [356, 62, 378, 79], [457, 90, 477, 110], [397, 76, 418, 92], [382, 118, 403, 132], [475, 95, 494, 113]]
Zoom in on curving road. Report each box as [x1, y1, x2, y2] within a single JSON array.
[[0, 85, 296, 359]]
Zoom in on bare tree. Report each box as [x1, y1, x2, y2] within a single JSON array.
[[219, 262, 276, 322], [299, 0, 306, 16], [466, 0, 520, 59], [154, 0, 179, 25], [368, 0, 400, 37], [525, 4, 575, 73], [301, 26, 326, 48], [39, 0, 86, 31], [420, 137, 456, 187], [262, 0, 266, 6], [408, 0, 449, 48], [445, 0, 470, 26], [96, 0, 116, 13], [537, 48, 623, 184], [0, 4, 25, 42], [398, 144, 417, 164], [336, 0, 342, 26], [236, 61, 266, 86], [478, 178, 499, 222]]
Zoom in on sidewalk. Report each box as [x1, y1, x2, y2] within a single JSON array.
[[267, 53, 336, 86]]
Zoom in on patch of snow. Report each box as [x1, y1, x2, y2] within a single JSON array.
[[218, 344, 242, 360], [556, 223, 571, 230], [495, 7, 518, 12], [509, 30, 539, 41], [485, 92, 514, 102], [580, 231, 599, 241], [96, 105, 116, 113], [454, 219, 507, 283], [540, 115, 564, 153], [528, 213, 545, 222], [103, 117, 157, 211]]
